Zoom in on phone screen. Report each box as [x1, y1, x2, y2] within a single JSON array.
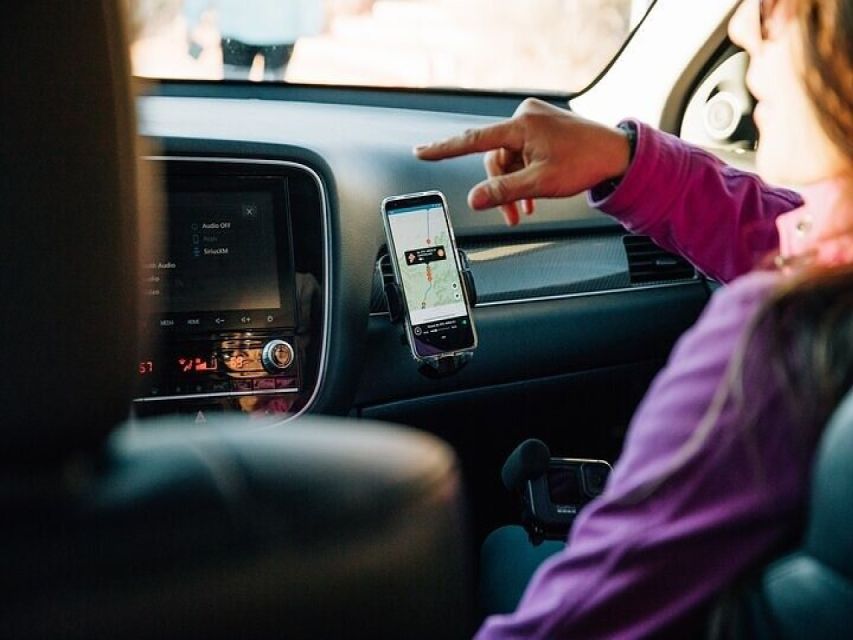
[[384, 194, 476, 358]]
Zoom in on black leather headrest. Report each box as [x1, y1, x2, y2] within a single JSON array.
[[0, 2, 139, 463], [721, 388, 853, 639], [1, 416, 472, 639], [806, 386, 853, 576]]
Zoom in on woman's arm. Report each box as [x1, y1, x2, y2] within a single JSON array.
[[415, 100, 803, 283], [591, 122, 803, 283]]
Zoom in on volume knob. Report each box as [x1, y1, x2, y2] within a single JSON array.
[[262, 340, 294, 373]]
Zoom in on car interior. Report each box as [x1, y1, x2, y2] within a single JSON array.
[[3, 1, 852, 638]]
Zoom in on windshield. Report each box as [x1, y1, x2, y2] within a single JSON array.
[[129, 0, 652, 94]]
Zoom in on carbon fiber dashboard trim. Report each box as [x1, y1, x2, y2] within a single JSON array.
[[371, 232, 699, 313], [465, 235, 630, 303]]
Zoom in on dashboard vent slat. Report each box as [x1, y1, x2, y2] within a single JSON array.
[[378, 253, 395, 287], [623, 235, 696, 285], [370, 251, 395, 313]]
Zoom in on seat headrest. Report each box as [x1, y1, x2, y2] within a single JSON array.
[[1, 417, 472, 639], [804, 386, 853, 577], [0, 2, 140, 463], [737, 388, 853, 639]]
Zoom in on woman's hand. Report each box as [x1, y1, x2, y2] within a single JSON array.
[[414, 98, 633, 226]]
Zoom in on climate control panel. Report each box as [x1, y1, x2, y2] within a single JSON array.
[[136, 331, 300, 402]]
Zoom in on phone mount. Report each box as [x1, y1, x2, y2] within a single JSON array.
[[384, 250, 477, 379]]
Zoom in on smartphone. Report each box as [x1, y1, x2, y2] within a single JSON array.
[[381, 191, 478, 361]]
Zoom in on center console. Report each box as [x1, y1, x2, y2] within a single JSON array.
[[134, 158, 328, 421]]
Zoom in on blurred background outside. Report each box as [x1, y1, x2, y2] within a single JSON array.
[[129, 0, 652, 94]]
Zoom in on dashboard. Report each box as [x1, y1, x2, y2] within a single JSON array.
[[134, 92, 709, 430]]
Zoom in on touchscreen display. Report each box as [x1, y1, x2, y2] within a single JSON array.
[[142, 177, 294, 331], [386, 199, 475, 357]]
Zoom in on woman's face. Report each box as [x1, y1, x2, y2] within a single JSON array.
[[729, 0, 846, 185]]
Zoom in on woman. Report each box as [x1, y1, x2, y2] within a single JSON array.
[[416, 0, 853, 637]]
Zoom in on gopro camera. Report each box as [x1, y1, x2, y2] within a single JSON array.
[[502, 439, 612, 544]]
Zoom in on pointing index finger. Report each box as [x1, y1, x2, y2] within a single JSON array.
[[414, 120, 523, 161]]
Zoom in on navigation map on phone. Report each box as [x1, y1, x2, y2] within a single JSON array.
[[385, 197, 476, 358]]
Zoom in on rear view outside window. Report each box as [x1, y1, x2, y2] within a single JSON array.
[[129, 0, 651, 94]]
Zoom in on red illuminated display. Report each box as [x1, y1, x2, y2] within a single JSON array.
[[138, 361, 154, 375], [177, 356, 219, 374]]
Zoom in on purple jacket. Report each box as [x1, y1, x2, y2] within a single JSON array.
[[476, 123, 811, 639]]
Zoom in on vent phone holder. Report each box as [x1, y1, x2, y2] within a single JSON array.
[[384, 251, 477, 379]]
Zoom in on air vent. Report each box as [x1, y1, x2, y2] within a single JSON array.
[[377, 252, 395, 287], [370, 251, 395, 313], [623, 235, 696, 285]]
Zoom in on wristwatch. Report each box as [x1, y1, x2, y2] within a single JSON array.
[[593, 121, 638, 196], [618, 121, 638, 164]]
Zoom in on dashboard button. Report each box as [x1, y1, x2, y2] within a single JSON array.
[[232, 380, 253, 392], [275, 377, 297, 390], [253, 378, 276, 391]]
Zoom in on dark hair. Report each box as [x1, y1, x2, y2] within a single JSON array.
[[759, 0, 853, 428], [798, 0, 853, 160], [756, 263, 853, 430]]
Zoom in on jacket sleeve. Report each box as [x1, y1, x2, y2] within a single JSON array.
[[588, 122, 803, 283], [475, 272, 816, 639]]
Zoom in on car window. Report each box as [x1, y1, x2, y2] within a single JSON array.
[[128, 0, 653, 94]]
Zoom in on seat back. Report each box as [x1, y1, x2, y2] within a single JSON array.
[[755, 388, 853, 638], [709, 389, 853, 639], [0, 0, 139, 464]]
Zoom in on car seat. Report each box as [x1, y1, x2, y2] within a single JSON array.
[[708, 388, 853, 639]]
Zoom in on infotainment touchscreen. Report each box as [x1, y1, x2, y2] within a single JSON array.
[[142, 176, 296, 332]]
